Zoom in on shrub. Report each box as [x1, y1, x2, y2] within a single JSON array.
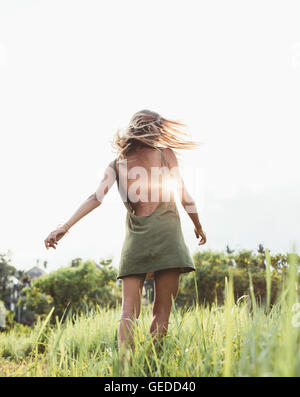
[[176, 249, 293, 307], [18, 260, 121, 322]]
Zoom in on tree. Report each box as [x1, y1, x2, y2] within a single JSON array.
[[18, 259, 121, 322], [144, 279, 154, 303], [176, 249, 293, 307], [226, 245, 235, 254], [258, 244, 265, 254], [0, 253, 17, 309], [70, 258, 83, 268]]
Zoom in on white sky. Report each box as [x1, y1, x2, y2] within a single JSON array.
[[0, 0, 299, 272]]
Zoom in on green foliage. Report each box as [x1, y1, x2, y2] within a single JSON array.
[[177, 249, 295, 307], [0, 252, 299, 377], [18, 260, 121, 322], [5, 310, 16, 329], [18, 287, 53, 318], [0, 298, 299, 376], [0, 253, 16, 309]]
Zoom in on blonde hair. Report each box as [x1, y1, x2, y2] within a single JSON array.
[[112, 109, 199, 158]]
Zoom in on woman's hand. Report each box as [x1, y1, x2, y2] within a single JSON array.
[[194, 226, 207, 246], [44, 224, 70, 250]]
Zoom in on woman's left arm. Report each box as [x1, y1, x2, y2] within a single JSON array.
[[44, 161, 116, 250]]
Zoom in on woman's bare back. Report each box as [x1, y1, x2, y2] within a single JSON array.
[[116, 147, 171, 216]]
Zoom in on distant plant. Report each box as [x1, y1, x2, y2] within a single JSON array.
[[176, 248, 299, 307], [0, 253, 16, 309], [226, 245, 235, 254], [18, 260, 121, 323]]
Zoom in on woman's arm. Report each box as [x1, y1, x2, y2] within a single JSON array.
[[44, 161, 116, 249], [164, 148, 207, 246]]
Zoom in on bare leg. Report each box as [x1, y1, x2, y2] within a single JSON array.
[[118, 274, 146, 354], [150, 268, 180, 346]]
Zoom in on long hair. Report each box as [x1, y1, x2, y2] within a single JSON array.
[[112, 109, 199, 158]]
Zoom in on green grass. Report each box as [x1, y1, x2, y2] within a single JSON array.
[[0, 251, 299, 377]]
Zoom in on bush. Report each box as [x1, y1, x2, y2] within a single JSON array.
[[18, 260, 121, 322], [176, 249, 293, 307]]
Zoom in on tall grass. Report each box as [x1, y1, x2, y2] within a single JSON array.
[[0, 252, 299, 377]]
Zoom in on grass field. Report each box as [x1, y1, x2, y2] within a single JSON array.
[[0, 253, 299, 377]]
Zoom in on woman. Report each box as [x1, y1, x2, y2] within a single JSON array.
[[44, 110, 206, 353]]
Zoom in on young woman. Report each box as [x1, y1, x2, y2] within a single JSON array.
[[44, 110, 206, 353]]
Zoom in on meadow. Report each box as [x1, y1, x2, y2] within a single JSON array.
[[0, 251, 299, 377]]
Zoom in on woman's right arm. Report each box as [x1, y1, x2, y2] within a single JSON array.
[[164, 148, 207, 246]]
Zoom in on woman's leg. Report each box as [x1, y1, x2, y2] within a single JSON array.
[[119, 274, 146, 352], [150, 268, 180, 341]]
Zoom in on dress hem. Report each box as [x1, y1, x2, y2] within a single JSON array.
[[117, 266, 195, 280]]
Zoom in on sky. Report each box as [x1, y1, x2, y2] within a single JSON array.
[[0, 0, 299, 272]]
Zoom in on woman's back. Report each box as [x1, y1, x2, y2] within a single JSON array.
[[116, 146, 172, 216]]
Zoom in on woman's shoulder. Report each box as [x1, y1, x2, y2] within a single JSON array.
[[162, 148, 178, 167]]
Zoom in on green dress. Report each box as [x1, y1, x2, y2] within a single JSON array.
[[114, 148, 195, 280]]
